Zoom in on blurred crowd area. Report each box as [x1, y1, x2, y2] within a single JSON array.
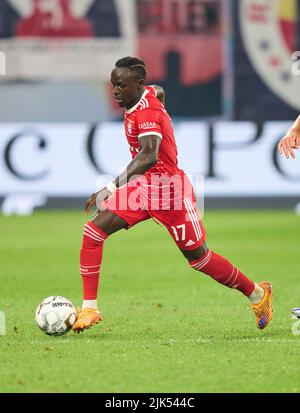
[[0, 0, 299, 122]]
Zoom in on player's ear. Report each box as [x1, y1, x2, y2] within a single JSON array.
[[137, 78, 145, 90]]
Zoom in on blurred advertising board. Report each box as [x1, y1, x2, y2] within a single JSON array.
[[136, 0, 232, 118], [234, 0, 300, 120], [0, 0, 136, 80], [0, 0, 231, 119], [0, 122, 299, 199]]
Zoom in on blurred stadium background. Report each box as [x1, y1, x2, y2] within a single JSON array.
[[1, 0, 300, 394], [0, 0, 299, 214]]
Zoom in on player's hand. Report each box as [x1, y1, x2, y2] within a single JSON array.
[[95, 187, 112, 212], [278, 128, 300, 159], [84, 187, 112, 215], [84, 191, 99, 215]]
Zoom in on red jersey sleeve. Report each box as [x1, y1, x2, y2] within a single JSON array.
[[135, 108, 162, 140], [146, 85, 157, 97]]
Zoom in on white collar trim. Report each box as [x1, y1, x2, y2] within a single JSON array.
[[126, 89, 149, 114]]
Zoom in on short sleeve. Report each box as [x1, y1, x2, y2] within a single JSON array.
[[135, 108, 162, 140], [146, 85, 157, 97]]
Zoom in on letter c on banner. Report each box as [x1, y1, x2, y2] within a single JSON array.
[[4, 129, 50, 180], [86, 124, 106, 174]]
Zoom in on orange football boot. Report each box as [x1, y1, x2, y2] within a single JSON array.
[[251, 282, 273, 330], [72, 308, 102, 333]]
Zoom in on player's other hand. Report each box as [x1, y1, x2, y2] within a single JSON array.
[[84, 187, 111, 215], [278, 128, 300, 159]]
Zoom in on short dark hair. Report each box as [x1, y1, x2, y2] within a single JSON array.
[[115, 56, 147, 80]]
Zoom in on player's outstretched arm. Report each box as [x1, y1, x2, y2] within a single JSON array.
[[278, 115, 300, 159], [151, 85, 165, 105], [84, 135, 161, 214], [114, 135, 160, 188]]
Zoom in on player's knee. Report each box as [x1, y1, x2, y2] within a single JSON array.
[[82, 221, 108, 247], [91, 208, 127, 235], [188, 247, 212, 272], [181, 242, 208, 262], [185, 242, 210, 270]]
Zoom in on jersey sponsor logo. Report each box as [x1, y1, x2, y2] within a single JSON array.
[[239, 0, 300, 110], [138, 121, 158, 130]]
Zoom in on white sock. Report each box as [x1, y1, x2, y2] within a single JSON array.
[[248, 283, 264, 304], [82, 300, 97, 309]]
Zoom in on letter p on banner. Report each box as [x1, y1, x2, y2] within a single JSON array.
[[0, 51, 6, 76], [0, 312, 6, 335]]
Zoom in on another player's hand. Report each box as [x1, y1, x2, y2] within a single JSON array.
[[84, 187, 111, 215], [278, 128, 300, 159]]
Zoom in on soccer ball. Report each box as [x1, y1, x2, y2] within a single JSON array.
[[35, 296, 77, 336], [292, 308, 300, 319]]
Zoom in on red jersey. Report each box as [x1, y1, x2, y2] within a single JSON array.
[[103, 89, 206, 248], [124, 86, 183, 178]]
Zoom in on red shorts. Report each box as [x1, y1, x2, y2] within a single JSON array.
[[102, 174, 206, 251]]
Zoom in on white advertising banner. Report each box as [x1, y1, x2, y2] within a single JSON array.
[[0, 121, 299, 197]]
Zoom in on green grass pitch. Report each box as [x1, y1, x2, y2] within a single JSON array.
[[1, 209, 300, 393]]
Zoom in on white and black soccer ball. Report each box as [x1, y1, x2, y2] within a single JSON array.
[[292, 308, 300, 319], [35, 296, 77, 336]]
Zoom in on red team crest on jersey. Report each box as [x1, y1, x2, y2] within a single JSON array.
[[126, 119, 135, 135]]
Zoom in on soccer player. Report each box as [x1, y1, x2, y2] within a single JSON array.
[[72, 57, 272, 333], [278, 115, 300, 159]]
